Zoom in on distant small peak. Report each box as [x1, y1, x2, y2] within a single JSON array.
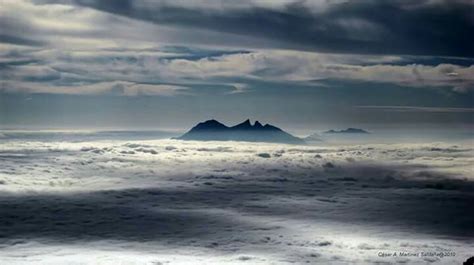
[[324, 128, 369, 134], [254, 121, 263, 128]]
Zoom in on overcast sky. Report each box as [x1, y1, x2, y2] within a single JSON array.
[[1, 0, 473, 131]]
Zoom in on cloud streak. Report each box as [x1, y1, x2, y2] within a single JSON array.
[[357, 106, 474, 113], [2, 48, 472, 95], [0, 80, 189, 96]]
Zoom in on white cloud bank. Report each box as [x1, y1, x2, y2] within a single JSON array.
[[0, 80, 189, 96], [2, 47, 473, 95], [0, 136, 473, 264]]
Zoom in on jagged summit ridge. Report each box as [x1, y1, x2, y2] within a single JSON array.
[[177, 119, 304, 144], [232, 119, 253, 130]]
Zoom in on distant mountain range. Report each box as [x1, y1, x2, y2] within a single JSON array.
[[303, 132, 323, 142], [177, 119, 305, 144], [324, 128, 370, 134]]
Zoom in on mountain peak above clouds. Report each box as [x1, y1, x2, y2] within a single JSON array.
[[177, 119, 304, 144]]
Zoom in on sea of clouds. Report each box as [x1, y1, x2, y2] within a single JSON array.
[[0, 134, 473, 264]]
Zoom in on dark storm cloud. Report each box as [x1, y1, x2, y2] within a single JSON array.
[[2, 0, 472, 94], [41, 0, 474, 57]]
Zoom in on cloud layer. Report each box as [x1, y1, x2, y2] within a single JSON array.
[[0, 135, 473, 264], [1, 0, 473, 99], [2, 45, 474, 95]]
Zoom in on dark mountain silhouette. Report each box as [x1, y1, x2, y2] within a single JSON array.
[[177, 119, 305, 144], [324, 128, 370, 134]]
